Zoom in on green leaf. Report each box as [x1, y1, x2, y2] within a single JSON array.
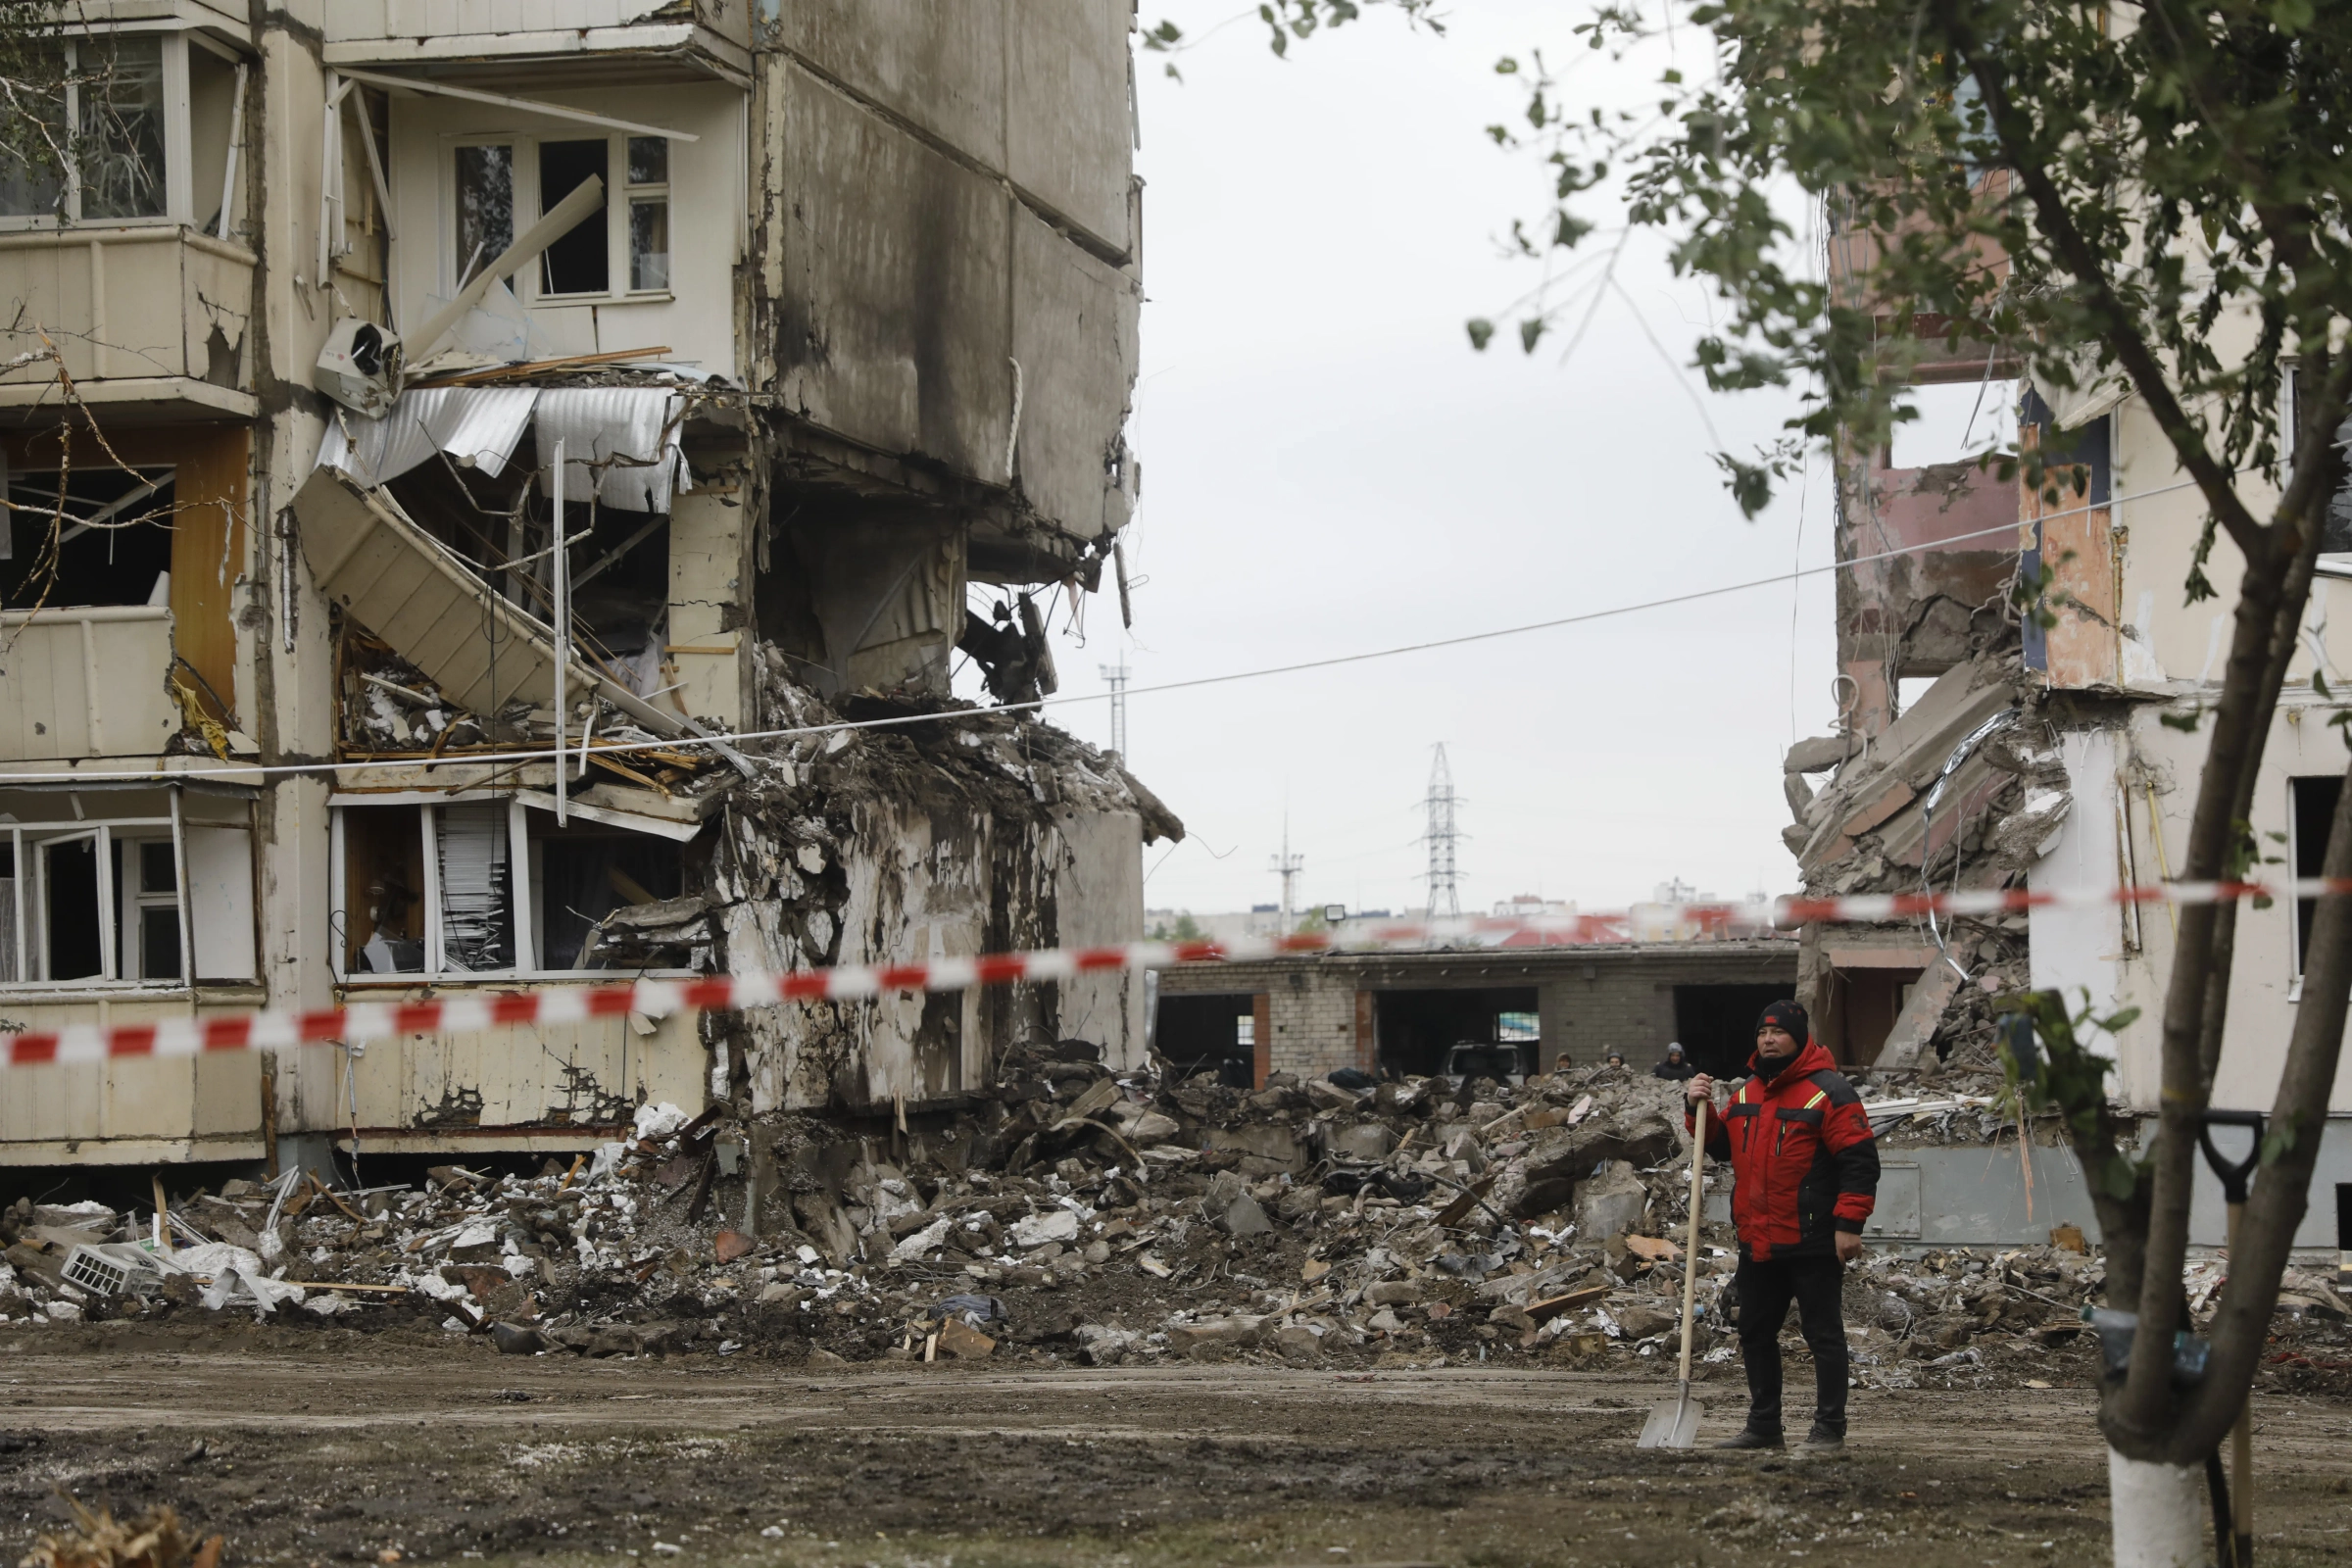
[[1519, 318, 1546, 354], [1466, 318, 1495, 352], [2317, 668, 2332, 699], [2102, 1157, 2140, 1202], [1715, 454, 1775, 519], [2260, 1123, 2299, 1165], [2159, 709, 2205, 733]]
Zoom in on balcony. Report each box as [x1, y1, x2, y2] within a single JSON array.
[[323, 0, 751, 84], [0, 226, 258, 422], [0, 606, 181, 761]]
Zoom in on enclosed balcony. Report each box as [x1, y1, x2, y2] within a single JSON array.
[[323, 0, 752, 83], [0, 26, 257, 421], [0, 226, 256, 420]]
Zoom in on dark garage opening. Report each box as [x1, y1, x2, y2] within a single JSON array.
[[1673, 984, 1798, 1078], [1154, 993, 1255, 1081], [1374, 987, 1539, 1079]]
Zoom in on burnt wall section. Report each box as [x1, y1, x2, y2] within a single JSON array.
[[749, 12, 1141, 554], [710, 648, 1177, 1114]]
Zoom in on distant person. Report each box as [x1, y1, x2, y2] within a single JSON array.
[[1603, 1050, 1626, 1071], [1652, 1042, 1696, 1081]]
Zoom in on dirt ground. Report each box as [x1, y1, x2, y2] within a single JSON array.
[[5, 1330, 2351, 1568]]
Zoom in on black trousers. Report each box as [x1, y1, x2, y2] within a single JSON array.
[[1733, 1252, 1849, 1438]]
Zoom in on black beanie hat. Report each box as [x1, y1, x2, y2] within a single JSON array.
[[1756, 1000, 1810, 1046]]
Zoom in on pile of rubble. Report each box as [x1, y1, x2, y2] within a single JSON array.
[[7, 1058, 2344, 1389], [1780, 652, 2071, 1081]]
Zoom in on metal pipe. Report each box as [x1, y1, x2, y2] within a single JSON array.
[[553, 438, 568, 828]]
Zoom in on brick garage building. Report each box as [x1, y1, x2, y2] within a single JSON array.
[[1153, 941, 1800, 1087]]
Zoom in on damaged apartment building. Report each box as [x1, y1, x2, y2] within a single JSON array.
[[0, 2, 1176, 1173], [1779, 191, 2352, 1246]]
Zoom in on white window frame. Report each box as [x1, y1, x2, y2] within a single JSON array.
[[442, 129, 678, 307], [331, 793, 694, 986], [0, 786, 251, 992], [0, 29, 195, 232]]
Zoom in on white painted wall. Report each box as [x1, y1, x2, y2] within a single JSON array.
[[2031, 728, 2131, 1070]]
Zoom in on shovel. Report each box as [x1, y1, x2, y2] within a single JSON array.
[[1639, 1097, 1709, 1450]]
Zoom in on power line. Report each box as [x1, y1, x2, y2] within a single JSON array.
[[0, 469, 2211, 789]]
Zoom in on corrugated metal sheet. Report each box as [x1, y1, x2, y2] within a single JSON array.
[[317, 386, 538, 487], [532, 387, 688, 513]]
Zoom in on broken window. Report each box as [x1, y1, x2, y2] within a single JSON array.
[[530, 817, 685, 970], [625, 135, 668, 292], [1887, 379, 2019, 469], [43, 835, 102, 981], [4, 466, 176, 610], [341, 802, 426, 974], [538, 139, 609, 296], [0, 787, 256, 989], [335, 796, 694, 979], [2293, 774, 2340, 978], [454, 142, 513, 284], [447, 131, 684, 302]]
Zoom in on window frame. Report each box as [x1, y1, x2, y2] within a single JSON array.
[[441, 128, 677, 308], [331, 792, 696, 986], [0, 29, 195, 232], [2289, 773, 2340, 988], [0, 784, 251, 993]]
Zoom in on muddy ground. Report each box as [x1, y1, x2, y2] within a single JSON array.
[[5, 1330, 2351, 1568]]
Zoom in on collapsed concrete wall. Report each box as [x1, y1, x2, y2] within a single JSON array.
[[709, 647, 1181, 1114]]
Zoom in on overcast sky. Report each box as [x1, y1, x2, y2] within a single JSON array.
[[985, 3, 1843, 919]]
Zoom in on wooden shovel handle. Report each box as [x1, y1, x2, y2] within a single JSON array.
[[1677, 1099, 1708, 1384]]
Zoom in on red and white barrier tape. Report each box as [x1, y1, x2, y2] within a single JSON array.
[[5, 877, 2347, 1070]]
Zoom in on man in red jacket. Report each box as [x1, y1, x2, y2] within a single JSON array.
[[1686, 999, 1880, 1452]]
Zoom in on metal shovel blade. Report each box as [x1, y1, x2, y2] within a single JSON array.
[[1638, 1381, 1702, 1449]]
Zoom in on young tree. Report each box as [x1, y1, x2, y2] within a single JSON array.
[[1165, 3, 2352, 1563]]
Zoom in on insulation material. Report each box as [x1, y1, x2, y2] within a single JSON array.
[[533, 388, 691, 513], [316, 387, 539, 487]]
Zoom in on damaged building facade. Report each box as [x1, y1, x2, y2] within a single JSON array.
[[1782, 196, 2352, 1247], [0, 2, 1172, 1169]]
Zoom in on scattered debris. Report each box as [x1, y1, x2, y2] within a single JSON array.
[[6, 1060, 2342, 1390], [19, 1497, 221, 1568]]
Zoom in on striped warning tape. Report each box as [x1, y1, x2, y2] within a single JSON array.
[[4, 877, 2346, 1069]]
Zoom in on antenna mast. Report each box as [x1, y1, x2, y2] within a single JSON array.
[[1269, 815, 1303, 930], [1099, 662, 1130, 759], [1422, 744, 1461, 919]]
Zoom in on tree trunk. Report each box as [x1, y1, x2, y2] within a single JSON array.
[[2107, 1448, 2208, 1568]]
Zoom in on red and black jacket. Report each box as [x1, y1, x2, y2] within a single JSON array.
[[1687, 1040, 1879, 1261]]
